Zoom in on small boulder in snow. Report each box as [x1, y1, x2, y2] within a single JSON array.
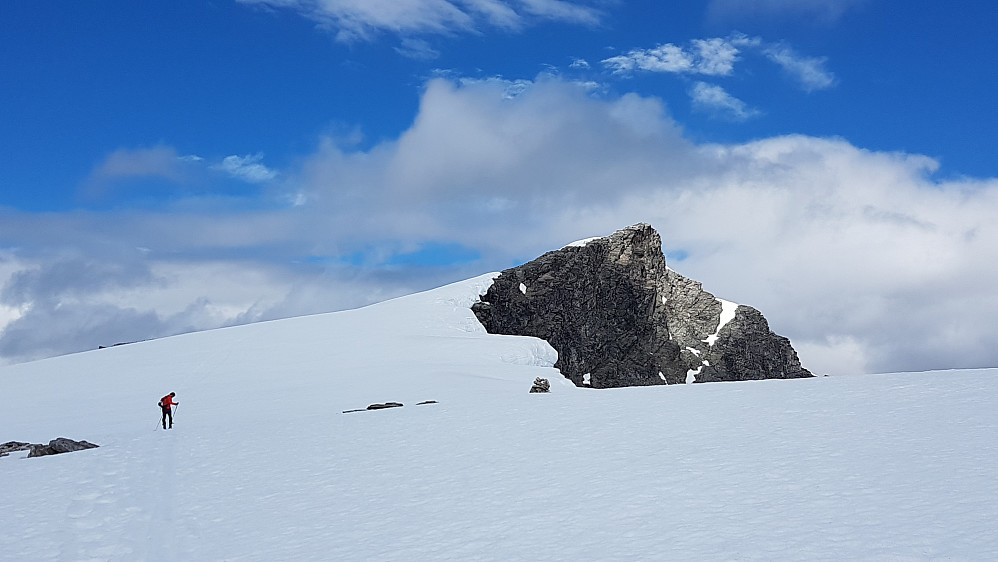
[[366, 402, 404, 410], [529, 377, 551, 393]]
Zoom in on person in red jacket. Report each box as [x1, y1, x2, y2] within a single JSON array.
[[159, 392, 179, 429]]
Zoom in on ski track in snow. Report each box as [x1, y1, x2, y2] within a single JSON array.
[[2, 274, 998, 560]]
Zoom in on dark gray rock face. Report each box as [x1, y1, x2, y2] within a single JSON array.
[[25, 438, 99, 458], [472, 223, 812, 388], [0, 441, 32, 457], [366, 402, 404, 410]]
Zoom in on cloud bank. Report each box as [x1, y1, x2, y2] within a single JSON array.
[[3, 77, 997, 377]]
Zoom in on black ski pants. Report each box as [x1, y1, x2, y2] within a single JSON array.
[[161, 405, 173, 429]]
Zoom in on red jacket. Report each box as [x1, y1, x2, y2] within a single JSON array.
[[160, 394, 177, 408]]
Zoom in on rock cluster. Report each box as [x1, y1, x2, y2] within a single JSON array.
[[472, 223, 812, 388], [342, 401, 438, 414], [1, 438, 99, 458]]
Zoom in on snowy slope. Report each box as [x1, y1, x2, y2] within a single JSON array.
[[2, 274, 998, 560]]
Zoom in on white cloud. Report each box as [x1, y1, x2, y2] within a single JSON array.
[[214, 154, 279, 183], [603, 34, 835, 98], [690, 81, 761, 121], [238, 0, 602, 42], [5, 77, 998, 378], [456, 0, 522, 30], [763, 44, 836, 91], [691, 38, 740, 76], [603, 39, 739, 76]]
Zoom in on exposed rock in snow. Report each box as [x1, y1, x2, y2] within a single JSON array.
[[472, 223, 812, 387], [6, 438, 101, 458], [366, 402, 404, 410], [0, 441, 31, 457], [529, 377, 551, 393], [342, 402, 406, 413]]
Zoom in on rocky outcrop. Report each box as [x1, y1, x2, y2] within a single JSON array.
[[472, 223, 812, 388], [30, 438, 99, 457], [1, 438, 99, 458]]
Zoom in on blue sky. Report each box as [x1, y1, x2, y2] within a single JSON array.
[[5, 0, 996, 210], [2, 0, 998, 373]]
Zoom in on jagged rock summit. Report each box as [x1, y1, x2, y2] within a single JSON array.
[[472, 223, 812, 388]]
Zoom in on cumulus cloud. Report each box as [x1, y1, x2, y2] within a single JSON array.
[[237, 0, 602, 42], [4, 77, 998, 377], [690, 82, 761, 121]]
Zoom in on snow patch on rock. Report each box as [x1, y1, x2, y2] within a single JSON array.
[[703, 298, 739, 346], [565, 237, 600, 248]]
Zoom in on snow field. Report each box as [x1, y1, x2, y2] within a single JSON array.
[[2, 274, 997, 560]]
